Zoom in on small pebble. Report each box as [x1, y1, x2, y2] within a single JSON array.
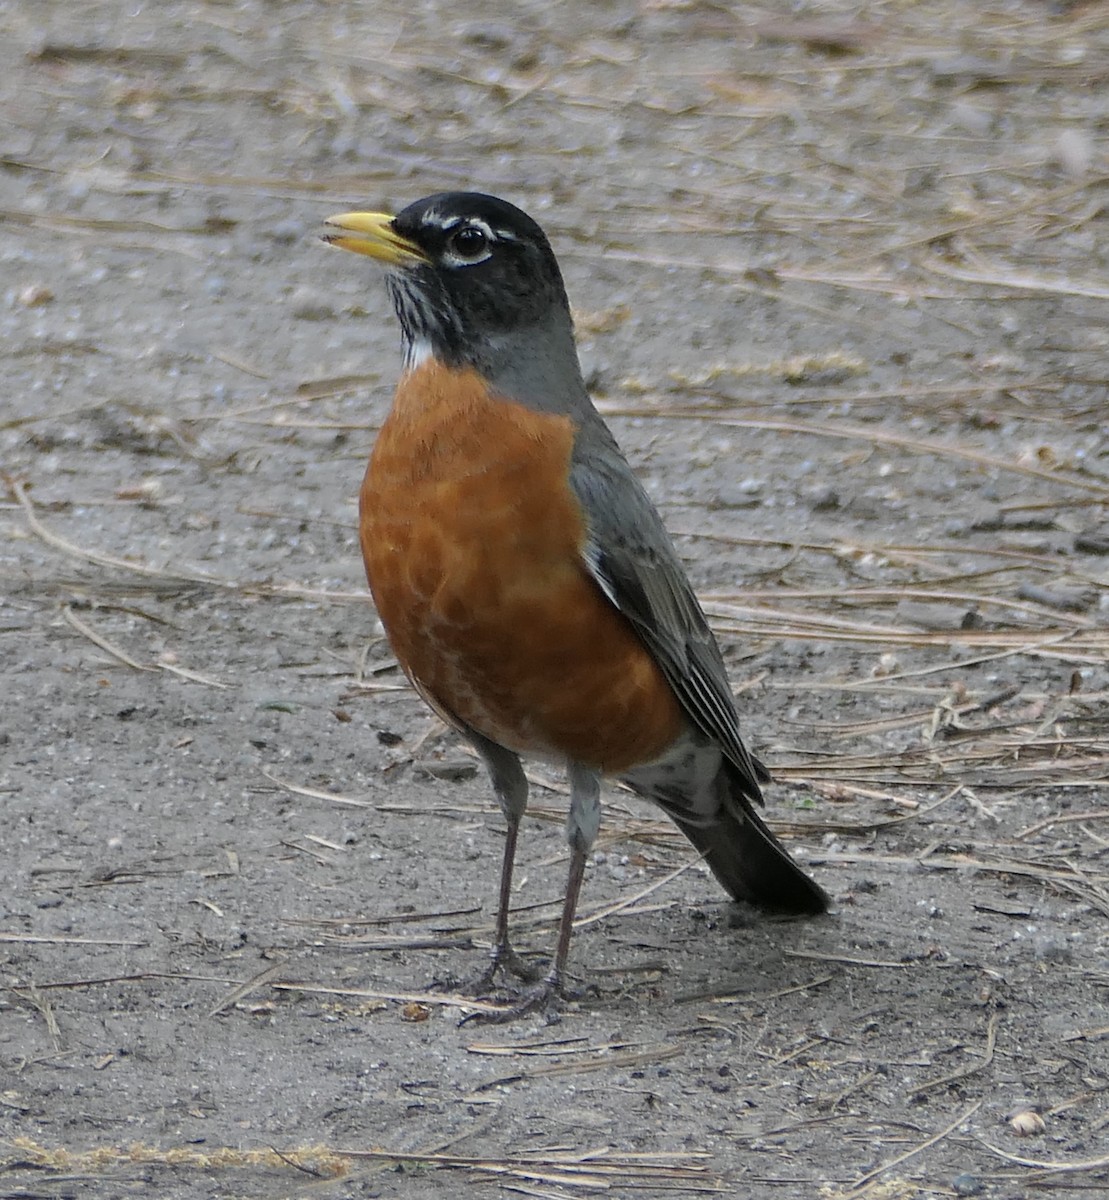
[[290, 287, 336, 321], [1009, 1108, 1046, 1137], [808, 485, 840, 511], [1053, 127, 1092, 178], [17, 283, 54, 307]]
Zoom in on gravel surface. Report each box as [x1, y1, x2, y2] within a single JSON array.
[[3, 2, 1107, 1197]]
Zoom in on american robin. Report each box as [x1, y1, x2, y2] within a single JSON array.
[[323, 192, 826, 1015]]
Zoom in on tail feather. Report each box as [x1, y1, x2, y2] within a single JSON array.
[[671, 807, 827, 914], [664, 766, 827, 915]]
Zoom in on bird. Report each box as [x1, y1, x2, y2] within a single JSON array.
[[322, 192, 827, 1016]]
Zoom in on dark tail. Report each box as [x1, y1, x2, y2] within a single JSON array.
[[666, 766, 828, 916]]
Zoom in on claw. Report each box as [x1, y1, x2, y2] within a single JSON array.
[[460, 969, 570, 1025], [466, 939, 541, 995], [431, 938, 541, 1002]]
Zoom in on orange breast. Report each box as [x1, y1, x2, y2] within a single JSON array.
[[360, 360, 683, 774]]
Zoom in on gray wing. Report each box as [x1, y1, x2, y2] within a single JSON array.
[[569, 427, 769, 804]]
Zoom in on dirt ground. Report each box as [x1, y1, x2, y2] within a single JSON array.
[[2, 1, 1108, 1197]]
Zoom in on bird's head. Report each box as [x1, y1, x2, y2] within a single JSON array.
[[323, 192, 573, 373]]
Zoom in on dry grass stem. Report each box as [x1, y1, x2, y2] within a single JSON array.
[[838, 1100, 983, 1197], [907, 1011, 1001, 1100]]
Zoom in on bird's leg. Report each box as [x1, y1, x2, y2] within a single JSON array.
[[468, 736, 537, 988], [545, 835, 588, 994], [469, 764, 600, 1022], [545, 762, 600, 994], [481, 809, 539, 984]]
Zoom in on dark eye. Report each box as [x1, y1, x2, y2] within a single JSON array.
[[448, 225, 489, 260]]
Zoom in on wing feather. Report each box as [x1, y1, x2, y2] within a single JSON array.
[[569, 434, 767, 803]]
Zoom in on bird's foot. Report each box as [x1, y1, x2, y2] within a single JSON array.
[[460, 970, 574, 1025], [472, 940, 542, 989], [432, 939, 540, 999]]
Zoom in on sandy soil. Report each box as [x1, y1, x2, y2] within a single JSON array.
[[3, 1, 1108, 1197]]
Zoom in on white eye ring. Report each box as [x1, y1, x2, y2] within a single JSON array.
[[448, 225, 489, 260]]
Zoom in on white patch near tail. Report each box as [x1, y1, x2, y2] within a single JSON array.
[[620, 728, 725, 827]]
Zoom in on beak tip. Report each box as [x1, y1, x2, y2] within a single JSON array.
[[318, 210, 423, 265]]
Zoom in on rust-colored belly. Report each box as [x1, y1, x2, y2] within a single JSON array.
[[359, 361, 682, 773]]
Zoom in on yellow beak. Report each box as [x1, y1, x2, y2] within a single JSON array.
[[321, 211, 429, 266]]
